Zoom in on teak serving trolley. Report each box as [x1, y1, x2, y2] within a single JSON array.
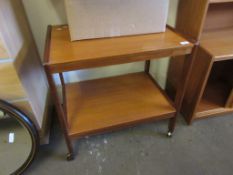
[[43, 25, 193, 160], [167, 0, 233, 124]]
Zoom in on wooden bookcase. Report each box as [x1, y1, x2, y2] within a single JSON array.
[[167, 0, 233, 124], [43, 25, 194, 159]]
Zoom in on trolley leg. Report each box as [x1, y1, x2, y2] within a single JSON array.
[[145, 60, 151, 74], [167, 51, 194, 137], [45, 67, 74, 160], [167, 117, 176, 137]]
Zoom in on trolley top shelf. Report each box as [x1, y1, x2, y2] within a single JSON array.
[[44, 25, 193, 73]]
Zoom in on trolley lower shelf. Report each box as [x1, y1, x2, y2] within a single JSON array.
[[66, 72, 176, 138]]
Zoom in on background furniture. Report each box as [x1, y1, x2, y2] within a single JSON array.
[[167, 0, 233, 124], [44, 25, 193, 160], [0, 0, 50, 143], [0, 100, 39, 175]]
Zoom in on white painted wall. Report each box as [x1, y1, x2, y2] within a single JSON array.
[[168, 0, 179, 27], [150, 0, 179, 87], [22, 0, 179, 87]]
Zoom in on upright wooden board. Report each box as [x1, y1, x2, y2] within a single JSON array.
[[176, 0, 209, 41], [15, 42, 48, 128], [0, 0, 31, 58], [181, 47, 213, 123]]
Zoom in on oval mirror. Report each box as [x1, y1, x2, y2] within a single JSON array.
[[0, 100, 39, 175]]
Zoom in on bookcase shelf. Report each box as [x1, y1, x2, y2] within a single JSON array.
[[209, 0, 233, 4], [201, 27, 233, 60], [196, 79, 233, 118], [167, 0, 233, 124]]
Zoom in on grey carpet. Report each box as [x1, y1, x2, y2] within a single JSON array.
[[25, 114, 233, 175]]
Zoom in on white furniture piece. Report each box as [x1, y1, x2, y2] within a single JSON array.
[[0, 0, 50, 143]]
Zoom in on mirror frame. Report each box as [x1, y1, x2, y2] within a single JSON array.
[[0, 100, 39, 175]]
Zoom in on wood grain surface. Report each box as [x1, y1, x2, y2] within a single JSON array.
[[66, 72, 176, 138], [44, 25, 193, 73], [201, 27, 233, 60]]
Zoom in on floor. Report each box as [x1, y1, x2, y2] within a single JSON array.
[[26, 114, 233, 175]]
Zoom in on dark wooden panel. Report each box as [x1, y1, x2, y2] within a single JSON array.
[[181, 47, 213, 123], [176, 0, 209, 41]]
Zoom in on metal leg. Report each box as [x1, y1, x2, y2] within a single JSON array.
[[44, 67, 74, 160]]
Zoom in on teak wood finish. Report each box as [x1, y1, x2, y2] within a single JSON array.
[[44, 25, 193, 73], [44, 25, 194, 159], [167, 0, 233, 124], [201, 27, 233, 60], [66, 73, 176, 138]]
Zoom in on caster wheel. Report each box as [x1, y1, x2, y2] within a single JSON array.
[[167, 132, 173, 138], [66, 153, 74, 161]]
